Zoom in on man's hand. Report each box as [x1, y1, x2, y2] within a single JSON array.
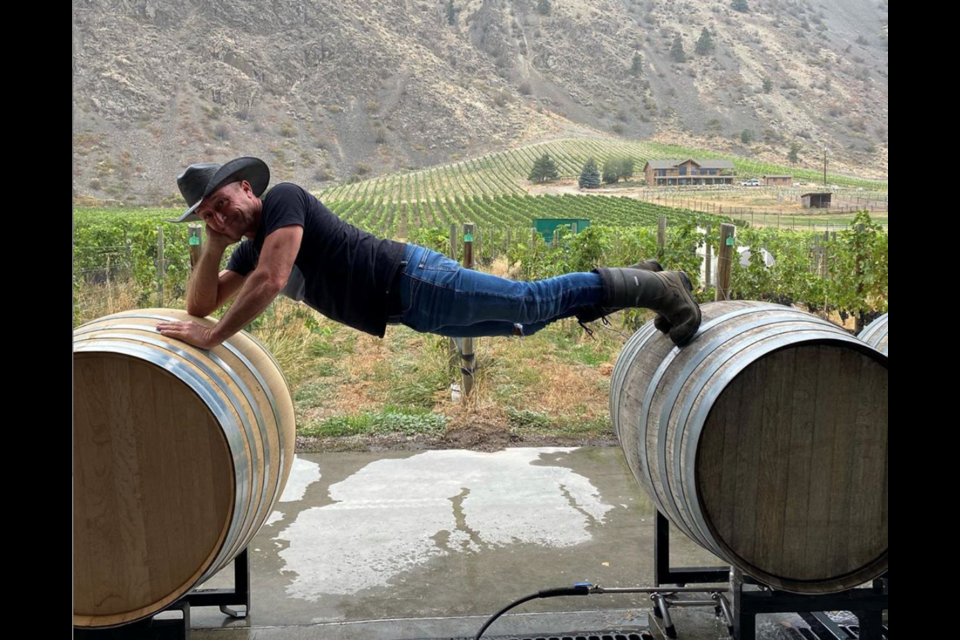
[[206, 225, 240, 249], [156, 320, 223, 350]]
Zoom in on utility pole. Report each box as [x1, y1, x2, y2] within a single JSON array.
[[823, 147, 828, 187]]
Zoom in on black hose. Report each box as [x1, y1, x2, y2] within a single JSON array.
[[473, 585, 591, 640]]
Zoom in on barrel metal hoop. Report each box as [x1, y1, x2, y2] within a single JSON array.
[[859, 314, 889, 354]]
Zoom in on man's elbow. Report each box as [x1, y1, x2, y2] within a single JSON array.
[[266, 277, 287, 297], [257, 270, 289, 297], [186, 300, 215, 317]]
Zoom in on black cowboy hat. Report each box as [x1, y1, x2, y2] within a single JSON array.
[[171, 156, 270, 223]]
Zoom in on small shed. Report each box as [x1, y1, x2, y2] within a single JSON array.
[[763, 175, 793, 187], [801, 192, 832, 208]]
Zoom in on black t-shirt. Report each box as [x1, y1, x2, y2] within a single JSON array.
[[226, 183, 406, 337]]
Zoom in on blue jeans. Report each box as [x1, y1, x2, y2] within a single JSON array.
[[388, 244, 603, 337]]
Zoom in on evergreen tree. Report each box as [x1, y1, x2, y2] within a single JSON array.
[[732, 0, 749, 12], [695, 28, 715, 55], [536, 0, 551, 16], [529, 153, 560, 183], [788, 142, 801, 164], [579, 158, 602, 189], [630, 52, 644, 76], [446, 0, 456, 25], [670, 36, 687, 63]]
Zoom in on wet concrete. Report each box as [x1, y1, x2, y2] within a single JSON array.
[[173, 447, 862, 640]]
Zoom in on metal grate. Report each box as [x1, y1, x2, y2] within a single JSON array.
[[780, 622, 890, 640], [447, 634, 648, 640]]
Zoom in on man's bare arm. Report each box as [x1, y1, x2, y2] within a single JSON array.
[[185, 230, 243, 316], [187, 269, 247, 317], [158, 225, 303, 348]]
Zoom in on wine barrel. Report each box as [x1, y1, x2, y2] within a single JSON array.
[[73, 309, 296, 627], [611, 301, 888, 594], [858, 313, 888, 356]]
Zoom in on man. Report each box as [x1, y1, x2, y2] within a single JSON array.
[[156, 156, 701, 349]]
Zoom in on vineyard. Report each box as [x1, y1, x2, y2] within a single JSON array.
[[319, 138, 888, 205], [321, 193, 719, 239]]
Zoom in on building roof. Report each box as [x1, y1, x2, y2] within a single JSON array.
[[645, 159, 736, 170]]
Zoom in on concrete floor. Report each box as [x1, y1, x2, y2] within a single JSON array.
[[139, 447, 875, 640]]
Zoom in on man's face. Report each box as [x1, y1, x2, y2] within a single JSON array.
[[195, 180, 258, 241]]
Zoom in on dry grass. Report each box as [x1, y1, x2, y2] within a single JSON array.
[[248, 302, 323, 387], [269, 307, 627, 445], [74, 280, 148, 325], [488, 255, 512, 278]]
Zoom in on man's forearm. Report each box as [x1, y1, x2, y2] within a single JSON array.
[[209, 271, 283, 344], [186, 243, 229, 316]]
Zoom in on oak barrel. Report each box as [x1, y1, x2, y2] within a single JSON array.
[[73, 309, 296, 627], [611, 301, 888, 593]]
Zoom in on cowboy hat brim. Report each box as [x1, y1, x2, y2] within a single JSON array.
[[169, 157, 270, 223]]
